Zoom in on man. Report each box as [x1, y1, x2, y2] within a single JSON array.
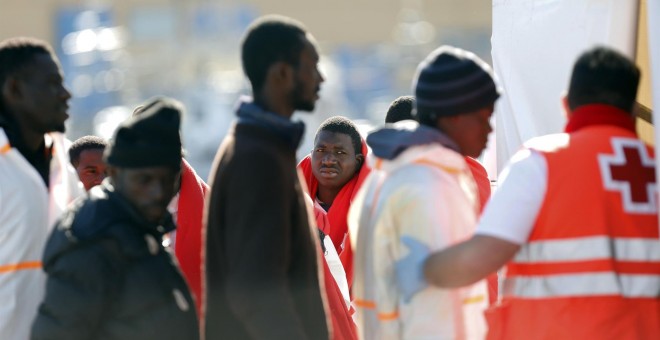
[[0, 37, 84, 339], [384, 95, 492, 213], [298, 116, 370, 340], [69, 135, 107, 191], [384, 95, 415, 124], [204, 15, 329, 339], [298, 115, 370, 287], [348, 45, 499, 339], [419, 47, 660, 339], [133, 102, 209, 325], [31, 98, 199, 340], [384, 95, 498, 304]]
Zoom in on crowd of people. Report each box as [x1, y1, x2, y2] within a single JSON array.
[[0, 13, 658, 340]]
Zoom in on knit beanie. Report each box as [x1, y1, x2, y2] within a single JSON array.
[[104, 97, 182, 169], [413, 45, 500, 122]]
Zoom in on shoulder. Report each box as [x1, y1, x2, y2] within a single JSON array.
[[220, 128, 287, 164], [524, 133, 573, 153], [43, 224, 125, 283], [45, 188, 137, 273], [67, 189, 118, 239], [219, 136, 292, 179], [499, 149, 547, 185], [382, 144, 466, 175], [53, 188, 140, 257]]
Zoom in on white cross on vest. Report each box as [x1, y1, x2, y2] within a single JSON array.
[[598, 137, 657, 214]]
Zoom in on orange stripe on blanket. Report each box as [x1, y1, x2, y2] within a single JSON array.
[[463, 295, 485, 305], [0, 261, 42, 274], [0, 143, 11, 154], [354, 299, 376, 309], [377, 311, 400, 321]]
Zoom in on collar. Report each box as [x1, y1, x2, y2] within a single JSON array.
[[235, 97, 305, 149], [367, 120, 461, 160], [0, 117, 53, 156], [103, 181, 177, 236], [564, 104, 636, 134]]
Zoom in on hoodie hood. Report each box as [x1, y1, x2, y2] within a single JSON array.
[[366, 120, 460, 160], [235, 97, 305, 150]]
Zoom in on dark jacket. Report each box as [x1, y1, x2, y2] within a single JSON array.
[[31, 183, 199, 340], [204, 101, 329, 340]]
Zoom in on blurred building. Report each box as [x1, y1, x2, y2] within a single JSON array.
[[1, 0, 491, 178]]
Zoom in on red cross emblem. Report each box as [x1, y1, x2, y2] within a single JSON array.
[[599, 138, 657, 214]]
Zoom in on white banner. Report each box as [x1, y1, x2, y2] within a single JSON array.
[[489, 0, 639, 178]]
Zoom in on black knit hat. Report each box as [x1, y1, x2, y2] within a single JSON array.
[[413, 45, 500, 122], [104, 98, 182, 169]]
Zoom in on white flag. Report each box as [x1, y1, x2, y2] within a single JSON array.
[[488, 0, 639, 177]]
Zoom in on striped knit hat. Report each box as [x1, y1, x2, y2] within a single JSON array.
[[413, 46, 499, 122]]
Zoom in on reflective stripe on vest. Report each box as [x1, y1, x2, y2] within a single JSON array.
[[503, 272, 660, 298], [505, 235, 660, 298], [512, 236, 660, 263]]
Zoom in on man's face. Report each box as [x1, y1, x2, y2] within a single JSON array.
[[75, 149, 107, 191], [311, 130, 363, 191], [290, 36, 324, 112], [110, 166, 181, 224], [443, 106, 494, 158], [12, 53, 71, 134]]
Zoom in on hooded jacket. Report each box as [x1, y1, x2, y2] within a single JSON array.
[[349, 120, 488, 340], [31, 182, 199, 340], [204, 100, 329, 340]]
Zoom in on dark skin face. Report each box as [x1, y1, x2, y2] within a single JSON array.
[[2, 53, 71, 151], [75, 149, 107, 191], [311, 131, 363, 206], [290, 37, 324, 112], [253, 34, 324, 119], [108, 166, 181, 224], [437, 105, 494, 158]]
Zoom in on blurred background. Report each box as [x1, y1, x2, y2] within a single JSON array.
[[0, 0, 491, 179]]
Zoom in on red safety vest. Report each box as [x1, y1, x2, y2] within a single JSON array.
[[486, 126, 660, 340]]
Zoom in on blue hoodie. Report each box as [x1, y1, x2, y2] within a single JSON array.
[[366, 120, 460, 160]]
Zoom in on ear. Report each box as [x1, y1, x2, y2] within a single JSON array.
[[434, 115, 457, 134], [561, 94, 572, 119], [267, 61, 295, 87], [1, 75, 23, 106], [174, 169, 182, 193], [355, 153, 365, 168]]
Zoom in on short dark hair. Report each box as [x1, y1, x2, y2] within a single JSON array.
[[316, 116, 363, 155], [241, 15, 307, 92], [385, 96, 415, 123], [0, 37, 54, 114], [69, 135, 107, 167], [567, 46, 640, 112]]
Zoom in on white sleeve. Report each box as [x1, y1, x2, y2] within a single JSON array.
[[475, 149, 547, 244]]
